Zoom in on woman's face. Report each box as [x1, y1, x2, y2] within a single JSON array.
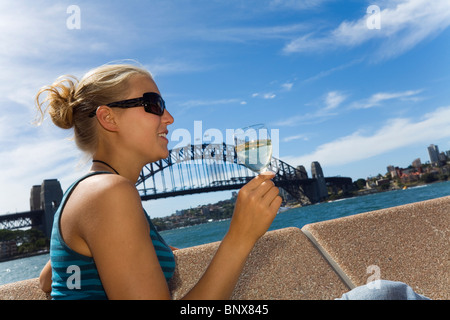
[[116, 75, 174, 164]]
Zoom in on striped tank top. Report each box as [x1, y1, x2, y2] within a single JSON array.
[[50, 172, 175, 300]]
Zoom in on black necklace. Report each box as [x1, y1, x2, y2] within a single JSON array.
[[92, 160, 120, 175]]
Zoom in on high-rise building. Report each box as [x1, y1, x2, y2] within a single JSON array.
[[412, 158, 421, 168], [428, 144, 440, 165]]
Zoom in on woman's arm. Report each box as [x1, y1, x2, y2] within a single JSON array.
[[39, 260, 52, 293], [183, 172, 281, 299]]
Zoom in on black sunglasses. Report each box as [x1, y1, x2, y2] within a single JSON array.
[[88, 92, 166, 118]]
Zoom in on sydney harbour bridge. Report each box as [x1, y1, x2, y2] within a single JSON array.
[[1, 143, 353, 238], [136, 143, 352, 204]]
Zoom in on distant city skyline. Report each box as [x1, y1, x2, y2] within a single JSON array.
[[387, 143, 450, 169]]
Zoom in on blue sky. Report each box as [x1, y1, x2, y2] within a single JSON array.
[[0, 0, 449, 218]]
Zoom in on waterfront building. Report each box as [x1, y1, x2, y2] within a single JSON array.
[[428, 144, 440, 166], [0, 241, 18, 259], [387, 165, 397, 178], [412, 158, 422, 168]]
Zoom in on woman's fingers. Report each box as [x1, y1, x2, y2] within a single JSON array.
[[269, 194, 283, 212], [244, 171, 276, 191], [241, 172, 280, 209], [228, 171, 282, 244], [261, 183, 280, 204]]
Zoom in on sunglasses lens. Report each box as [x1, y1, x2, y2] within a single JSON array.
[[147, 103, 163, 115], [143, 93, 165, 116]]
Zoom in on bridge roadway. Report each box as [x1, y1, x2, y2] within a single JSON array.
[[139, 176, 321, 201], [0, 210, 44, 231]]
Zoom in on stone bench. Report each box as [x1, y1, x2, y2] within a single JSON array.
[[1, 195, 448, 300]]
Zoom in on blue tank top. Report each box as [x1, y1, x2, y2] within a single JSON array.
[[50, 172, 175, 300]]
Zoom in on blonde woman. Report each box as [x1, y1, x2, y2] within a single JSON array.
[[36, 63, 281, 299]]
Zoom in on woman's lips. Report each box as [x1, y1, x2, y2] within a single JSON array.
[[158, 131, 169, 142]]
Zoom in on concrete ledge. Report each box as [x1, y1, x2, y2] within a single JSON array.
[[0, 278, 50, 300], [1, 195, 448, 300], [169, 227, 349, 300], [302, 195, 450, 300]]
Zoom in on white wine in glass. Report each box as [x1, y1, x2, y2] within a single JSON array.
[[234, 124, 276, 174]]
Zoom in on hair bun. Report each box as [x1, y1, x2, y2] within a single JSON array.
[[35, 75, 79, 129]]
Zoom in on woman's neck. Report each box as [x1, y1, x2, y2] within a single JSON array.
[[91, 152, 143, 183]]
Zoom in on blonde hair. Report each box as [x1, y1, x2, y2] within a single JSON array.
[[35, 63, 152, 155]]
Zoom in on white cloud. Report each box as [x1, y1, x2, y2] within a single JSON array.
[[283, 0, 450, 60], [325, 91, 347, 110], [282, 106, 450, 167], [274, 88, 423, 127], [283, 134, 309, 142], [273, 108, 337, 127], [351, 89, 423, 109], [263, 93, 276, 99], [0, 133, 87, 213], [281, 82, 294, 91], [252, 92, 276, 99], [301, 58, 363, 84], [195, 24, 308, 43], [273, 90, 345, 126]]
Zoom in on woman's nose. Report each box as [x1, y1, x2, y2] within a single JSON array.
[[162, 109, 174, 125]]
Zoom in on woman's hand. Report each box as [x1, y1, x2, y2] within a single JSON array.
[[227, 171, 282, 247], [182, 172, 282, 299]]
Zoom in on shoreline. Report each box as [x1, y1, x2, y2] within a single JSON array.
[[0, 249, 49, 263], [159, 180, 449, 232]]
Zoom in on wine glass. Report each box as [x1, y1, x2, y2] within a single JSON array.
[[234, 124, 278, 174]]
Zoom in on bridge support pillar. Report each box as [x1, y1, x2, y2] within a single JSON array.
[[33, 179, 63, 238], [311, 162, 328, 202]]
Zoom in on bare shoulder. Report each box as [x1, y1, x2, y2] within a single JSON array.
[[67, 173, 146, 240], [59, 173, 146, 258], [79, 173, 138, 196], [75, 173, 141, 208]]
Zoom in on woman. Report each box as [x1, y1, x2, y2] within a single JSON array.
[[36, 63, 282, 299]]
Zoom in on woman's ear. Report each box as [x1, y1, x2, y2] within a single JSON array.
[[95, 106, 119, 132]]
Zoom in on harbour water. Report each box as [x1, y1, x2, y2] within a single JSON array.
[[1, 180, 449, 286]]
